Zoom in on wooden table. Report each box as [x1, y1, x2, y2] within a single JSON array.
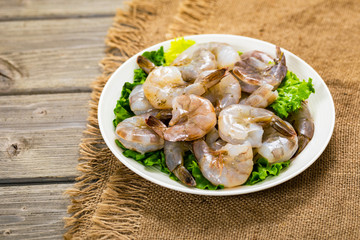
[[0, 1, 125, 238]]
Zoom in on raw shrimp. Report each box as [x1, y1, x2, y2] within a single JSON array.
[[193, 140, 253, 187], [115, 115, 164, 154], [218, 104, 296, 147], [287, 102, 314, 155], [129, 85, 154, 115], [176, 49, 217, 81], [240, 83, 278, 108], [232, 46, 287, 93], [164, 141, 196, 186], [146, 94, 217, 141], [138, 52, 216, 82], [142, 66, 184, 109], [142, 65, 226, 109], [203, 73, 241, 115], [171, 42, 240, 69], [256, 120, 298, 163]]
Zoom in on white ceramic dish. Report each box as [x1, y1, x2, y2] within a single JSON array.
[[98, 34, 335, 196]]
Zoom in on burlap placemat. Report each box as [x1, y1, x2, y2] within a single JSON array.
[[65, 0, 360, 239]]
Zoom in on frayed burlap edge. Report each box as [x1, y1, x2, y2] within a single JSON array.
[[63, 1, 159, 239], [167, 0, 217, 38]]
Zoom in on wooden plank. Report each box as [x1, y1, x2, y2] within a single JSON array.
[[0, 0, 125, 20], [0, 183, 72, 239], [0, 18, 112, 53], [0, 47, 105, 94], [0, 17, 112, 94], [0, 92, 92, 182]]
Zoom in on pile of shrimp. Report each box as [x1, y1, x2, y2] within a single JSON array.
[[115, 42, 314, 188]]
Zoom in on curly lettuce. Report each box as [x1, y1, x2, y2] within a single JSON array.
[[164, 37, 196, 65], [142, 46, 165, 66], [246, 158, 290, 185], [115, 139, 172, 175], [270, 71, 315, 118]]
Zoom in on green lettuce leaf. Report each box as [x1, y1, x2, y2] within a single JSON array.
[[270, 71, 315, 118], [142, 46, 165, 66], [133, 68, 147, 83], [115, 139, 172, 175], [245, 158, 290, 185], [164, 37, 196, 65]]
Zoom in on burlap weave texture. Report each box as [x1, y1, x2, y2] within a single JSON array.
[[65, 0, 360, 239]]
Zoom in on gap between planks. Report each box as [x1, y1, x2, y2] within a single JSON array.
[[0, 178, 75, 186]]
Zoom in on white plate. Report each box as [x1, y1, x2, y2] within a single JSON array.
[[98, 34, 335, 196]]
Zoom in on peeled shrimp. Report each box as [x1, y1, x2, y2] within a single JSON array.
[[256, 120, 298, 163], [129, 85, 154, 115], [240, 83, 278, 108], [232, 46, 287, 93], [287, 102, 314, 155], [171, 42, 240, 69], [193, 140, 253, 187], [142, 65, 226, 109], [218, 104, 296, 148], [146, 94, 217, 141], [164, 141, 196, 186], [176, 49, 217, 81], [203, 73, 241, 115], [142, 66, 184, 109], [138, 52, 216, 82], [115, 115, 164, 154]]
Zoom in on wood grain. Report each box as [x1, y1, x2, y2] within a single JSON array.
[[0, 183, 71, 239], [0, 18, 112, 53], [0, 47, 105, 94], [0, 93, 92, 182], [0, 0, 125, 20], [0, 17, 112, 94]]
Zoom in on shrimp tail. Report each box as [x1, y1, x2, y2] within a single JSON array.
[[275, 46, 285, 65], [271, 46, 287, 88], [164, 141, 196, 187], [231, 67, 261, 85], [287, 102, 314, 156], [145, 116, 166, 138], [137, 55, 155, 74], [295, 135, 310, 156], [173, 166, 197, 187], [202, 68, 228, 88], [270, 116, 297, 137], [185, 68, 228, 96], [248, 112, 296, 136]]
